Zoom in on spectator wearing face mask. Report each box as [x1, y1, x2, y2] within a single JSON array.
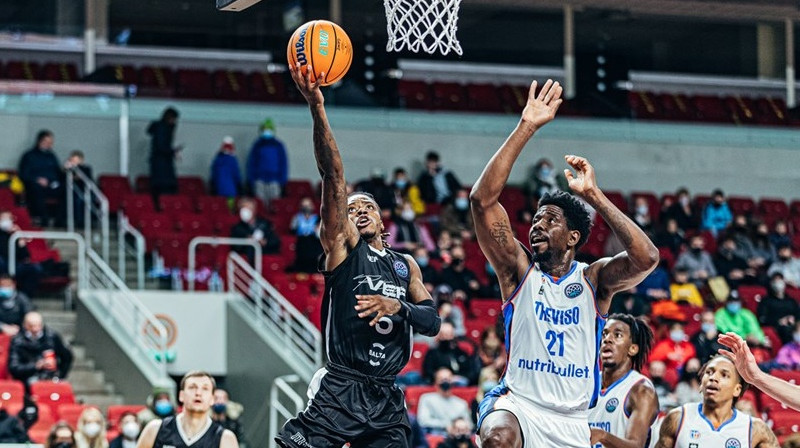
[[46, 422, 76, 448], [700, 189, 733, 237], [757, 272, 800, 344], [439, 246, 481, 301], [522, 158, 567, 200], [417, 368, 473, 435], [649, 321, 696, 373], [246, 118, 287, 206], [715, 292, 766, 346], [767, 245, 800, 288], [230, 198, 280, 262], [8, 311, 73, 386], [288, 198, 322, 274], [690, 311, 724, 363], [470, 366, 500, 426], [714, 235, 755, 289], [439, 189, 474, 239], [75, 407, 107, 448], [386, 201, 436, 254], [648, 360, 677, 413], [210, 136, 243, 209], [422, 322, 478, 385], [418, 151, 462, 205], [674, 235, 716, 287], [0, 275, 33, 336], [769, 220, 792, 249], [631, 196, 654, 234], [0, 210, 42, 298], [662, 187, 698, 231], [673, 357, 702, 405], [653, 218, 686, 258], [355, 168, 396, 217], [137, 390, 176, 425], [437, 417, 477, 448], [413, 247, 439, 292], [211, 389, 246, 446], [773, 321, 800, 369], [19, 130, 65, 227], [391, 168, 425, 216], [109, 412, 140, 448]]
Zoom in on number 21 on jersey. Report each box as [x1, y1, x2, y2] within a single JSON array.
[[545, 330, 565, 356]]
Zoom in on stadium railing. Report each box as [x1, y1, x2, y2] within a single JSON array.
[[187, 236, 262, 291], [66, 167, 110, 262], [267, 374, 305, 448], [117, 212, 145, 290]]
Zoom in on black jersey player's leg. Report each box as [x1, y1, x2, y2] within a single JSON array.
[[479, 411, 523, 448]]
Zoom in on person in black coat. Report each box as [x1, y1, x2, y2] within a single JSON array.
[[63, 150, 93, 228], [230, 198, 280, 263], [0, 211, 42, 298], [147, 107, 181, 206], [0, 275, 33, 336], [418, 151, 461, 205], [758, 272, 800, 344], [18, 130, 64, 226], [8, 311, 73, 386]]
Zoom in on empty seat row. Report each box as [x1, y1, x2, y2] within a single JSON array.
[[0, 61, 80, 82]]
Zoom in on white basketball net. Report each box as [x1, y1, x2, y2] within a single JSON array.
[[384, 0, 463, 56]]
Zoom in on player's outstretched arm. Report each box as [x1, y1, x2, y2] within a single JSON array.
[[135, 420, 162, 448], [592, 382, 660, 448], [573, 156, 659, 313], [220, 429, 241, 448], [653, 407, 682, 448], [751, 418, 780, 448], [470, 79, 563, 299], [719, 332, 800, 412], [289, 62, 358, 268]]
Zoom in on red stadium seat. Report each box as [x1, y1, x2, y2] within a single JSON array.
[[107, 64, 138, 85], [213, 70, 248, 101], [175, 213, 215, 236], [178, 177, 207, 196], [42, 62, 79, 82], [628, 91, 661, 120], [758, 199, 789, 222], [57, 403, 89, 427], [753, 97, 787, 126], [728, 196, 756, 216], [123, 194, 156, 218], [497, 84, 528, 114], [249, 71, 289, 103], [107, 404, 147, 428], [432, 82, 468, 110], [692, 95, 732, 123], [397, 80, 432, 110], [98, 175, 132, 213], [789, 200, 800, 218], [451, 386, 478, 404], [135, 175, 150, 193], [155, 233, 192, 268], [30, 381, 76, 416], [469, 298, 502, 319], [196, 195, 231, 215], [160, 194, 194, 215], [770, 410, 800, 436], [770, 369, 800, 385], [400, 343, 430, 375], [27, 404, 56, 443], [0, 380, 25, 415], [656, 93, 692, 121], [723, 96, 757, 125], [404, 385, 436, 415], [139, 66, 175, 97], [285, 180, 316, 199], [130, 212, 171, 242], [0, 189, 15, 210], [736, 285, 766, 313], [426, 434, 445, 447], [467, 83, 503, 113], [5, 61, 42, 80]]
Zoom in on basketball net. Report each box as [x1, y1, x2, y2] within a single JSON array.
[[384, 0, 463, 56]]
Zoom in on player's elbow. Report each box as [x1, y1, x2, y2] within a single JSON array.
[[642, 245, 660, 270], [469, 188, 493, 211], [419, 316, 442, 337]]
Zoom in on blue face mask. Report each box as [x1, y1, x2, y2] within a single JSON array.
[[261, 130, 274, 138], [0, 287, 13, 298], [154, 400, 173, 417], [395, 179, 408, 189], [539, 167, 552, 178], [454, 198, 469, 210], [212, 403, 227, 414], [701, 322, 716, 335], [416, 257, 429, 268], [726, 302, 742, 314]]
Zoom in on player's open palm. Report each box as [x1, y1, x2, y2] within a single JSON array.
[[564, 155, 598, 198], [718, 332, 760, 383], [521, 79, 563, 129], [289, 62, 325, 106]]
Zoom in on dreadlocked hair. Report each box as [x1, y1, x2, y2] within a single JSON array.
[[347, 191, 390, 248], [538, 190, 593, 249], [608, 313, 654, 372]]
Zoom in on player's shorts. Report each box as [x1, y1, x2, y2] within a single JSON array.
[[275, 363, 410, 448], [477, 389, 590, 448]]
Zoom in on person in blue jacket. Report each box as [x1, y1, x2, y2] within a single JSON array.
[[210, 136, 242, 209], [246, 118, 288, 205]]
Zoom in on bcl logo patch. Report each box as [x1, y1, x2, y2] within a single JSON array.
[[690, 430, 701, 439], [725, 439, 742, 448], [564, 282, 584, 299], [605, 398, 619, 412], [394, 260, 409, 279]]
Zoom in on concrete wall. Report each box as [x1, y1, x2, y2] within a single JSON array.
[[1, 96, 799, 199]]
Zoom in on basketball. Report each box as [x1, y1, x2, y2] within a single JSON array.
[[287, 20, 353, 86]]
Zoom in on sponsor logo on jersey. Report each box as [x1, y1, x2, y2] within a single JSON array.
[[394, 260, 409, 279], [725, 439, 742, 448], [689, 444, 699, 448], [534, 301, 580, 325], [588, 421, 610, 432], [516, 357, 590, 378], [368, 255, 378, 263], [564, 282, 584, 298], [353, 275, 407, 299], [369, 342, 386, 366], [605, 397, 619, 412], [690, 430, 701, 439]]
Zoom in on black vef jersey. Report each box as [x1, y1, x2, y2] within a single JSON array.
[[154, 415, 224, 448], [321, 238, 414, 377]]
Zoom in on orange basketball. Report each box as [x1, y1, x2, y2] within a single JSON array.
[[287, 20, 353, 86]]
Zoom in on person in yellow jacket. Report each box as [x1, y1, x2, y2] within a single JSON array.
[[391, 168, 426, 216], [0, 171, 24, 195]]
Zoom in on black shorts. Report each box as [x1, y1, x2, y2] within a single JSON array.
[[276, 363, 410, 448]]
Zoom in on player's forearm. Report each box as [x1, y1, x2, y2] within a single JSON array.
[[586, 190, 659, 271], [752, 370, 800, 412], [310, 103, 344, 182], [470, 121, 537, 207]]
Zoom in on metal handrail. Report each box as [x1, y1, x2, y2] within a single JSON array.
[[118, 212, 145, 290], [85, 248, 169, 380], [226, 252, 321, 376], [187, 237, 262, 291], [268, 374, 304, 448], [9, 231, 86, 291], [66, 167, 110, 261]]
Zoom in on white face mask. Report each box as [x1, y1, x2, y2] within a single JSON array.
[[239, 208, 253, 222], [82, 422, 102, 438], [122, 421, 140, 439], [401, 209, 415, 221], [0, 219, 12, 232]]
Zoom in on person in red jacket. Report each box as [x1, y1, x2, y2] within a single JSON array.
[[650, 321, 696, 373]]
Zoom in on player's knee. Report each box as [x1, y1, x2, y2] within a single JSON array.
[[481, 425, 520, 448]]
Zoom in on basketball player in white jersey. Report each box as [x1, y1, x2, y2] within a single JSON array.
[[470, 78, 659, 448], [653, 356, 778, 448], [589, 314, 659, 448]]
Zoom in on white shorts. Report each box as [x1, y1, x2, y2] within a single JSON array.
[[477, 391, 590, 448]]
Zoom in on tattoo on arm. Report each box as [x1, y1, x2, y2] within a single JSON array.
[[654, 409, 681, 448], [490, 220, 511, 247], [752, 419, 779, 448]]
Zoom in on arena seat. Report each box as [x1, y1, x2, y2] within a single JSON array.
[[397, 80, 432, 110], [0, 189, 15, 210], [723, 96, 757, 125], [139, 66, 175, 97], [178, 176, 207, 196], [56, 403, 88, 427], [753, 97, 787, 126], [196, 195, 231, 215], [497, 84, 528, 114], [769, 410, 800, 436], [630, 191, 660, 220], [656, 93, 692, 122], [135, 175, 150, 193], [31, 381, 76, 416], [107, 404, 147, 427], [5, 60, 42, 80], [249, 71, 289, 103], [285, 180, 316, 199], [400, 342, 430, 375], [175, 213, 215, 236], [27, 404, 56, 443], [213, 69, 248, 101], [214, 213, 241, 236], [728, 196, 756, 215], [160, 194, 194, 215], [758, 198, 789, 222], [155, 233, 192, 268], [770, 369, 800, 385], [628, 91, 661, 120], [98, 175, 132, 213], [432, 82, 468, 111], [107, 64, 138, 85], [404, 385, 436, 415], [736, 285, 766, 313], [451, 386, 478, 404], [130, 211, 171, 242], [425, 434, 445, 447], [467, 83, 503, 113], [469, 298, 501, 320], [692, 95, 731, 123], [42, 62, 79, 82]]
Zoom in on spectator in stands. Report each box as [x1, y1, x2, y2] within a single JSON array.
[[434, 230, 457, 260], [432, 286, 465, 339], [0, 406, 29, 443], [8, 311, 73, 385], [18, 130, 64, 227], [631, 196, 654, 234], [439, 189, 474, 239], [355, 168, 395, 216], [728, 215, 770, 274], [751, 221, 776, 270], [769, 219, 792, 249], [673, 357, 702, 405], [669, 267, 704, 308], [479, 261, 501, 299], [246, 118, 287, 206], [674, 234, 716, 286], [608, 289, 650, 317], [650, 321, 696, 372], [634, 259, 670, 302], [470, 366, 500, 426], [45, 422, 76, 448], [109, 412, 139, 448], [386, 201, 436, 253], [288, 198, 322, 273], [516, 195, 538, 224], [230, 198, 280, 262], [477, 326, 505, 372], [391, 168, 425, 215], [210, 136, 242, 209], [147, 107, 181, 206], [436, 417, 477, 448], [714, 292, 767, 346], [290, 197, 319, 238], [768, 244, 800, 288], [700, 189, 732, 237], [422, 322, 477, 385], [417, 367, 473, 435], [413, 247, 439, 292], [654, 217, 685, 258], [734, 396, 757, 417], [75, 407, 107, 448], [648, 360, 677, 412], [0, 274, 33, 335], [691, 310, 724, 363], [522, 158, 566, 200], [773, 321, 800, 369], [0, 210, 41, 298], [758, 272, 800, 344], [0, 170, 24, 198], [137, 389, 176, 425], [418, 151, 461, 205], [211, 389, 245, 445], [714, 235, 753, 289], [662, 187, 697, 231], [439, 246, 481, 300], [63, 150, 93, 229]]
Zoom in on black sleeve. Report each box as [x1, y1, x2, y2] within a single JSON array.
[[53, 333, 73, 379], [7, 337, 37, 381], [398, 299, 441, 337]]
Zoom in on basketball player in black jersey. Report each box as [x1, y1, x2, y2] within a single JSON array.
[[275, 64, 441, 448], [137, 371, 238, 448]]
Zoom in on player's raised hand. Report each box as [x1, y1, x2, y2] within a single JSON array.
[[564, 155, 599, 198], [355, 295, 402, 327], [521, 79, 563, 129], [718, 332, 761, 383], [289, 62, 325, 106]]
